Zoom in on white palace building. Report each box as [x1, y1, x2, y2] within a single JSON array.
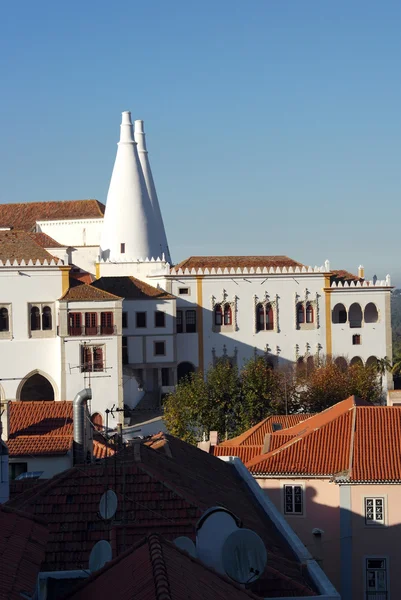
[[0, 111, 393, 431]]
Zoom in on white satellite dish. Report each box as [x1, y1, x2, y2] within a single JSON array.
[[222, 528, 267, 584], [174, 536, 197, 558], [99, 489, 118, 520], [88, 540, 112, 572]]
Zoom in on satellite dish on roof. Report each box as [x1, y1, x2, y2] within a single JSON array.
[[174, 537, 197, 558], [99, 489, 118, 520], [196, 506, 241, 574], [88, 540, 112, 573], [222, 528, 267, 584]]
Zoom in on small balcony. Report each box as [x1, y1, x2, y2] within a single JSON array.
[[68, 325, 116, 337]]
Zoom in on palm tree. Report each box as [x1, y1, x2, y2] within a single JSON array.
[[375, 356, 393, 390]]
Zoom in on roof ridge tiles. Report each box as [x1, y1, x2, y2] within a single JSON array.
[[149, 534, 172, 600]]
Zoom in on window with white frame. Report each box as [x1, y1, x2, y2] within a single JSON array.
[[365, 498, 385, 525], [284, 485, 303, 515], [29, 303, 54, 334], [0, 305, 11, 335], [366, 558, 388, 597]]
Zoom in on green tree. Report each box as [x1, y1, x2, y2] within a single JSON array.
[[163, 360, 241, 444], [239, 357, 298, 430]]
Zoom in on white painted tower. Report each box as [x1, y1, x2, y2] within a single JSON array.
[[100, 111, 162, 261], [135, 120, 171, 263]]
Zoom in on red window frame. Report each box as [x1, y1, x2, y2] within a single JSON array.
[[101, 312, 114, 334], [297, 303, 305, 324], [266, 303, 274, 330], [257, 304, 265, 331], [69, 312, 82, 336], [224, 304, 232, 326], [85, 312, 97, 335], [214, 304, 222, 326], [306, 304, 314, 323]]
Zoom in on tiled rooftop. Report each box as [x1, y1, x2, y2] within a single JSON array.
[[174, 256, 304, 270], [242, 397, 401, 482], [7, 401, 113, 459], [0, 199, 105, 231], [0, 230, 60, 265], [60, 281, 121, 302], [6, 434, 317, 596], [220, 414, 314, 447], [91, 276, 174, 300], [0, 504, 49, 600], [28, 231, 65, 248], [330, 269, 363, 284], [64, 533, 262, 600]]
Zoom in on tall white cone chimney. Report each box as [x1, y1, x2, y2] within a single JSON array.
[[134, 120, 171, 263], [100, 111, 161, 261]]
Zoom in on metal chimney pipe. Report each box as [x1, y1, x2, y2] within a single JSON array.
[[73, 388, 92, 464]]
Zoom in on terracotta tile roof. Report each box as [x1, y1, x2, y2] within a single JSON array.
[[8, 400, 73, 457], [91, 276, 174, 300], [220, 414, 314, 447], [0, 199, 105, 231], [60, 281, 122, 301], [175, 256, 304, 270], [28, 231, 65, 248], [7, 401, 114, 460], [0, 504, 49, 600], [244, 397, 401, 482], [0, 230, 60, 264], [64, 534, 262, 600], [70, 269, 94, 285], [330, 269, 363, 284], [6, 435, 317, 596]]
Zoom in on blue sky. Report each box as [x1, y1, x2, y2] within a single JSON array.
[[1, 1, 400, 283]]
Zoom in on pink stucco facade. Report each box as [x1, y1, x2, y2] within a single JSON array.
[[256, 477, 401, 599]]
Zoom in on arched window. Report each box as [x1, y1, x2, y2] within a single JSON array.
[[224, 304, 232, 325], [30, 306, 40, 331], [335, 357, 348, 372], [306, 303, 314, 323], [297, 303, 305, 325], [42, 306, 52, 330], [350, 356, 363, 367], [349, 303, 363, 328], [332, 303, 347, 324], [0, 308, 9, 332], [364, 303, 379, 324], [257, 304, 265, 331], [214, 304, 222, 326], [266, 304, 274, 330]]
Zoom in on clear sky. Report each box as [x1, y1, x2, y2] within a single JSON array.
[[1, 1, 400, 283]]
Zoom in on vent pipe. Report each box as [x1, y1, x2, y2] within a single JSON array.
[[73, 388, 92, 465]]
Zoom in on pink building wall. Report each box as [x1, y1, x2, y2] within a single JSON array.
[[256, 478, 401, 599]]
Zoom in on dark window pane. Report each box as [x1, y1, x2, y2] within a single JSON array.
[[122, 312, 128, 328], [176, 310, 183, 334], [42, 306, 52, 330], [185, 310, 196, 333], [155, 311, 165, 327], [0, 307, 9, 332], [136, 312, 146, 328], [30, 306, 41, 331], [154, 341, 165, 356]]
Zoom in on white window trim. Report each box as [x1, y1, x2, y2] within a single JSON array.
[[0, 303, 12, 340], [363, 555, 390, 598], [363, 495, 388, 528], [281, 482, 305, 518], [28, 302, 55, 338]]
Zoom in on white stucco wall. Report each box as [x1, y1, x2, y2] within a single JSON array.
[[9, 454, 72, 479], [0, 265, 64, 401], [37, 219, 103, 247]]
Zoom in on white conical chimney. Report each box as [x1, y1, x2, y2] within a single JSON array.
[[100, 111, 160, 261], [134, 119, 171, 263]]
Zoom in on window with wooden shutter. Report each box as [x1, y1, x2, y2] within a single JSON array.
[[101, 312, 114, 334]]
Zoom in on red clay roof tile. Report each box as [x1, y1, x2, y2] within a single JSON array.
[[220, 414, 314, 447], [174, 256, 304, 270], [27, 232, 64, 248], [0, 230, 60, 264], [92, 276, 174, 300], [6, 436, 317, 596], [0, 199, 105, 231], [63, 533, 263, 600], [60, 282, 121, 301], [0, 504, 48, 600]]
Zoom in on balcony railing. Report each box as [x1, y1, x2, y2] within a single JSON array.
[[68, 325, 116, 336]]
